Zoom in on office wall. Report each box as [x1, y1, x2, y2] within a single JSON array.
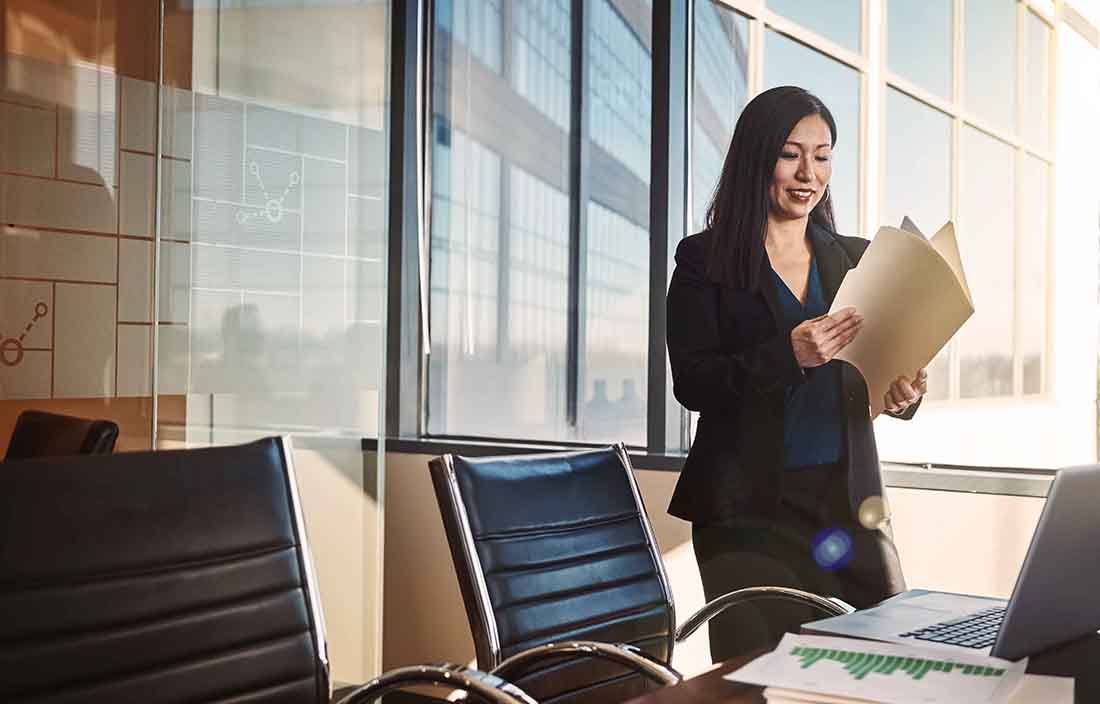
[[382, 451, 1043, 676], [0, 5, 186, 448], [292, 444, 380, 684]]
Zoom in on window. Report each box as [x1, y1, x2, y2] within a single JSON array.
[[765, 31, 861, 235], [1019, 156, 1048, 395], [1024, 10, 1052, 149], [767, 0, 862, 53], [429, 0, 571, 439], [692, 3, 750, 232], [887, 0, 953, 99], [427, 0, 652, 444], [884, 89, 953, 401], [882, 89, 951, 242], [964, 0, 1016, 131], [414, 0, 1085, 470], [958, 126, 1016, 398]]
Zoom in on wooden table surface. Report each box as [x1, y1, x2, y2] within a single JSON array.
[[621, 653, 766, 704]]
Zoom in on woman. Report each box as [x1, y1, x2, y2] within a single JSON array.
[[666, 86, 927, 663]]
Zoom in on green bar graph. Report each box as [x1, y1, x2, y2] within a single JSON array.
[[790, 646, 1006, 682]]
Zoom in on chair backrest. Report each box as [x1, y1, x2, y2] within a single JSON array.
[[430, 445, 675, 704], [0, 437, 330, 704], [4, 410, 120, 461]]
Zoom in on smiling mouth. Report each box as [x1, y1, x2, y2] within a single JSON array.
[[788, 188, 815, 201]]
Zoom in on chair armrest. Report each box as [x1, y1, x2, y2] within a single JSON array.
[[674, 586, 855, 643], [490, 640, 682, 687], [335, 663, 538, 704]]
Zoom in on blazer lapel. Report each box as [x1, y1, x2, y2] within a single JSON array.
[[808, 222, 854, 308], [758, 252, 785, 326]]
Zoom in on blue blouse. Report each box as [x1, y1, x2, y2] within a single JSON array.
[[770, 257, 844, 468]]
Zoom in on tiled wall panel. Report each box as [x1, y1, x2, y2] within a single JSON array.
[[117, 324, 152, 396], [1, 62, 387, 408], [157, 324, 190, 394], [161, 157, 192, 241], [0, 280, 53, 349], [0, 174, 118, 234], [118, 238, 153, 322], [192, 245, 300, 294], [246, 104, 345, 160], [161, 85, 194, 160], [348, 195, 385, 260], [120, 76, 156, 153], [302, 256, 345, 336], [0, 103, 55, 177], [0, 54, 57, 108], [303, 158, 347, 255], [120, 151, 155, 237], [53, 283, 116, 398], [0, 227, 117, 283], [0, 351, 51, 399], [347, 259, 385, 323], [159, 241, 192, 324], [58, 106, 117, 186], [193, 94, 244, 202], [193, 198, 300, 251]]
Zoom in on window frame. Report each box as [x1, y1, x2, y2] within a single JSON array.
[[388, 0, 1068, 466]]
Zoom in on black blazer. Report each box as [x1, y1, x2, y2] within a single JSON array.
[[666, 223, 918, 525]]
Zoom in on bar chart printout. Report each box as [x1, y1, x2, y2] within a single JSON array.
[[726, 634, 1027, 704]]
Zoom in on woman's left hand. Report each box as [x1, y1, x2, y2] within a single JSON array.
[[884, 368, 928, 413]]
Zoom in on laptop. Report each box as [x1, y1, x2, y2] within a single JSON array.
[[805, 463, 1100, 661]]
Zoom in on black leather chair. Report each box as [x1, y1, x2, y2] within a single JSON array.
[[4, 409, 119, 460], [430, 445, 855, 703], [0, 436, 538, 704]]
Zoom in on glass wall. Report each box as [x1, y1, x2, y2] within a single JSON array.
[[158, 0, 389, 448], [0, 1, 163, 451], [0, 0, 390, 681], [169, 0, 391, 682], [428, 0, 652, 445]]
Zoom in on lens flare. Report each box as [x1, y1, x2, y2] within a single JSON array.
[[858, 495, 887, 530], [812, 527, 854, 572]]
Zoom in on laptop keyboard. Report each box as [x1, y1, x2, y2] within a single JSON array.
[[899, 606, 1006, 649]]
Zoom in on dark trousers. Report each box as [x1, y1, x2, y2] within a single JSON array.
[[692, 461, 906, 663]]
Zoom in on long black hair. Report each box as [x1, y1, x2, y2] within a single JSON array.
[[704, 86, 838, 291]]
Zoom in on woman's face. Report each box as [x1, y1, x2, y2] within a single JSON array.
[[768, 113, 833, 222]]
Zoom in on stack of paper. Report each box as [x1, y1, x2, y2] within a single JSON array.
[[724, 634, 1073, 704]]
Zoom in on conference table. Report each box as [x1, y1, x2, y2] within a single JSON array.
[[622, 632, 1100, 703]]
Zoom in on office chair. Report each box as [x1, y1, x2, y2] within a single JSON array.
[[430, 445, 855, 704], [3, 409, 119, 460], [0, 437, 538, 704]]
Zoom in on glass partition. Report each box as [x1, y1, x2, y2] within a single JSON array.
[[153, 0, 391, 682], [0, 1, 161, 452]]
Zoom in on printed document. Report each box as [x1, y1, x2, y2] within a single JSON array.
[[725, 633, 1026, 704]]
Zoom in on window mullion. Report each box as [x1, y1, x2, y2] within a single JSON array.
[[567, 0, 590, 432], [649, 0, 691, 454]]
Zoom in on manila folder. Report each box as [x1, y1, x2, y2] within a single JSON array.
[[828, 222, 974, 417]]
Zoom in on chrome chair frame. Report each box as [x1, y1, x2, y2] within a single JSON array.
[[335, 664, 537, 704], [430, 443, 856, 696]]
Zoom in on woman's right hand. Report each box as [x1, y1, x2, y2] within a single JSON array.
[[790, 307, 863, 368]]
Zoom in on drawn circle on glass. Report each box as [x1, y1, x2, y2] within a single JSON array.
[[264, 199, 284, 223]]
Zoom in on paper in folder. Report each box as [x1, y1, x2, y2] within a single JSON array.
[[828, 219, 974, 417]]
